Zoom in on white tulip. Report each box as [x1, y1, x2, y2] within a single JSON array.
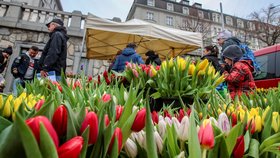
[[178, 116, 189, 142], [124, 138, 138, 158], [154, 131, 163, 154], [159, 115, 164, 121], [158, 120, 167, 138], [112, 95, 118, 105], [124, 91, 128, 101], [172, 117, 180, 134], [209, 117, 218, 126], [176, 151, 186, 158], [218, 112, 230, 134], [165, 117, 172, 127]]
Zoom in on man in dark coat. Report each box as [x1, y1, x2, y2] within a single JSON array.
[[145, 50, 161, 65], [0, 46, 13, 73], [112, 43, 144, 72], [39, 18, 69, 81]]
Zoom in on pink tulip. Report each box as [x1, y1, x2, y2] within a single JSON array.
[[115, 105, 124, 121], [26, 116, 59, 148], [198, 121, 214, 150], [109, 127, 123, 154], [80, 112, 99, 144], [102, 93, 111, 103], [34, 99, 45, 111], [58, 136, 84, 158], [105, 114, 110, 127], [52, 105, 68, 137]]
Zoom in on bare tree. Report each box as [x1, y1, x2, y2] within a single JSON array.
[[249, 4, 280, 46], [178, 16, 212, 45]]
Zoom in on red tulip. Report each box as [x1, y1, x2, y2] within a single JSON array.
[[232, 136, 245, 158], [88, 76, 93, 82], [26, 116, 59, 148], [131, 108, 146, 132], [151, 111, 159, 124], [34, 99, 45, 111], [164, 110, 171, 118], [58, 136, 84, 158], [115, 105, 124, 121], [52, 81, 62, 92], [105, 114, 110, 126], [186, 109, 192, 117], [80, 112, 99, 144], [231, 112, 237, 127], [73, 80, 81, 89], [177, 109, 185, 122], [52, 105, 68, 137], [198, 121, 214, 150], [109, 127, 123, 154], [102, 93, 111, 103]]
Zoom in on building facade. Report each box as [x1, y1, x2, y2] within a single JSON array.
[[0, 1, 110, 92], [126, 0, 267, 50], [0, 0, 63, 10]]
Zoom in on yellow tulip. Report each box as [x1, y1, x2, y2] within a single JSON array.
[[198, 69, 205, 76], [250, 108, 259, 117], [0, 95, 3, 109], [272, 112, 279, 132], [262, 106, 270, 126], [13, 97, 22, 112], [214, 75, 225, 87], [19, 92, 27, 100], [217, 108, 222, 115], [176, 56, 186, 70], [238, 109, 245, 122], [161, 61, 167, 69], [254, 115, 262, 132], [149, 66, 157, 77], [198, 59, 209, 71], [168, 58, 174, 67], [3, 95, 13, 118], [207, 66, 216, 76], [188, 64, 196, 75]]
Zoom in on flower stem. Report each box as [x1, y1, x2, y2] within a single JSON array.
[[180, 141, 185, 151], [202, 148, 207, 158]]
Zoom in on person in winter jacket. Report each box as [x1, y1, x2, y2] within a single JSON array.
[[217, 29, 241, 52], [111, 43, 144, 72], [0, 45, 13, 73], [201, 45, 224, 74], [222, 45, 256, 99], [39, 18, 69, 81], [145, 50, 161, 65], [11, 46, 39, 95]]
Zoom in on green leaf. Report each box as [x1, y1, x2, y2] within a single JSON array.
[[247, 139, 260, 158], [39, 123, 58, 158], [188, 109, 201, 158], [109, 137, 119, 158], [64, 101, 78, 140], [145, 95, 158, 158], [259, 132, 280, 155], [120, 110, 137, 146], [225, 122, 243, 155], [0, 116, 12, 132], [15, 113, 42, 158], [208, 132, 229, 158], [80, 127, 89, 158], [261, 108, 272, 142]]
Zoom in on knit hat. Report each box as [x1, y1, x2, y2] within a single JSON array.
[[126, 43, 137, 49], [217, 29, 232, 39], [145, 50, 155, 56], [46, 18, 64, 27], [222, 45, 243, 61], [3, 46, 12, 55]]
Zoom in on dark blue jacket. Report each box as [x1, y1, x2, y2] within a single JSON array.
[[112, 48, 144, 72], [11, 53, 39, 79]]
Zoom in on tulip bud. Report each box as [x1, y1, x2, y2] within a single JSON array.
[[164, 117, 172, 127], [154, 131, 163, 154], [178, 116, 189, 142], [231, 112, 237, 127], [254, 115, 262, 133], [26, 116, 59, 148], [158, 120, 166, 138], [198, 121, 214, 150], [272, 112, 279, 132], [109, 127, 123, 154], [80, 112, 99, 144], [172, 117, 180, 134], [58, 136, 84, 158], [218, 112, 230, 134], [124, 91, 128, 102], [232, 136, 245, 158], [177, 109, 185, 122], [209, 117, 218, 127], [52, 105, 68, 137], [105, 114, 110, 127], [151, 111, 159, 124], [164, 110, 171, 118], [112, 95, 118, 105], [115, 105, 124, 121], [132, 69, 139, 78], [102, 93, 111, 103], [34, 99, 45, 111], [124, 138, 137, 158], [3, 95, 13, 118], [131, 108, 146, 132]]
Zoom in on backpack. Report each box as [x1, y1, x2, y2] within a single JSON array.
[[239, 43, 261, 73]]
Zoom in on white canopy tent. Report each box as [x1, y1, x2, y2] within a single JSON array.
[[84, 14, 203, 60]]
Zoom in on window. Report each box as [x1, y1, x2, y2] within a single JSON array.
[[166, 16, 173, 26], [198, 11, 203, 18], [182, 7, 189, 15], [147, 0, 155, 7], [212, 13, 220, 23], [237, 19, 244, 28], [182, 1, 189, 5], [147, 12, 154, 20], [254, 53, 276, 80], [247, 21, 255, 30], [226, 16, 233, 26], [167, 3, 174, 11]]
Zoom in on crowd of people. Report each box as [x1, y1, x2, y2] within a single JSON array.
[[0, 17, 256, 99]]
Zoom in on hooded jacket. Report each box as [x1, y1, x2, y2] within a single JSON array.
[[145, 53, 161, 65], [39, 26, 69, 75], [224, 60, 256, 99], [221, 37, 241, 52], [112, 47, 144, 72]]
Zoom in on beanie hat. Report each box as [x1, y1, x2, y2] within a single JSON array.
[[46, 18, 64, 27], [3, 46, 12, 55], [222, 45, 243, 61], [126, 43, 137, 49], [217, 29, 232, 39]]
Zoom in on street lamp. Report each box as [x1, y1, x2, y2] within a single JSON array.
[[269, 4, 280, 10]]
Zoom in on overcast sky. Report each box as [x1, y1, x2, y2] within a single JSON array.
[[60, 0, 280, 21]]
